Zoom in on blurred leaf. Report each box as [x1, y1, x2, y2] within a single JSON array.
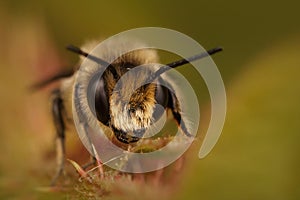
[[177, 38, 300, 200]]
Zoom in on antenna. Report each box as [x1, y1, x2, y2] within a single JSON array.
[[67, 44, 223, 83], [66, 44, 118, 77], [167, 47, 223, 68], [147, 47, 223, 83], [66, 44, 110, 66]]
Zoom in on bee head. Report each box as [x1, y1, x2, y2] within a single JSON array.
[[107, 65, 158, 142], [69, 42, 222, 144], [88, 48, 168, 143]]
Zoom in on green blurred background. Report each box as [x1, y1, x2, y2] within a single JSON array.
[[0, 0, 299, 199]]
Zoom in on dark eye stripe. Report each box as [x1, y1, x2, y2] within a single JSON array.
[[152, 79, 169, 121], [155, 83, 169, 108]]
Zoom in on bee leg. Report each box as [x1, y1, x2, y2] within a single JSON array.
[[50, 89, 66, 186], [82, 156, 96, 170], [168, 90, 193, 137], [82, 151, 104, 178]]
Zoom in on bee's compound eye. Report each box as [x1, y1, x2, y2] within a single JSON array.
[[92, 77, 110, 125], [153, 83, 169, 121], [155, 84, 169, 108]]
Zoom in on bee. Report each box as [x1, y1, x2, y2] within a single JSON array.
[[32, 37, 222, 185]]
